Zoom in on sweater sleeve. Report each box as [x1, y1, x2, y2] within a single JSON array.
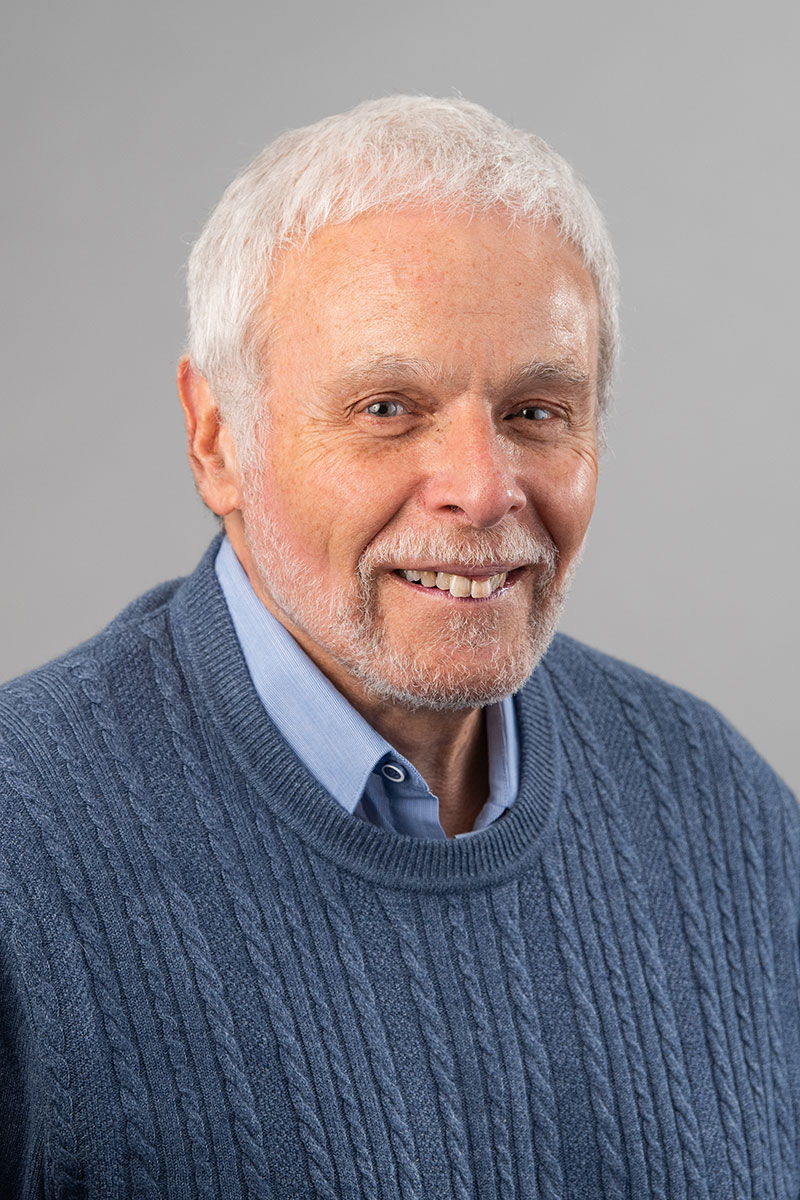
[[0, 887, 45, 1197]]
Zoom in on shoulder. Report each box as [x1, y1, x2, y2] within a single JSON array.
[[541, 632, 783, 766], [0, 572, 182, 738], [0, 561, 203, 855], [542, 631, 724, 722], [536, 632, 799, 845], [0, 536, 228, 733]]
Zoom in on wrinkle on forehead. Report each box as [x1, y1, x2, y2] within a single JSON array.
[[263, 209, 600, 403]]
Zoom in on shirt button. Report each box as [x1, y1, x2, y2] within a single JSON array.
[[381, 762, 407, 783]]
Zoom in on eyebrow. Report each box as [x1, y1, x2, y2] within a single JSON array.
[[324, 354, 591, 397], [322, 355, 447, 396], [501, 361, 591, 393]]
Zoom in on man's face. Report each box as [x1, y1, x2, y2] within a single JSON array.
[[236, 208, 600, 711]]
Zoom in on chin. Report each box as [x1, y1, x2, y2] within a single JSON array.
[[346, 665, 533, 712], [338, 601, 565, 712]]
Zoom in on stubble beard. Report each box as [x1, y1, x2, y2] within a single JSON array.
[[242, 487, 574, 712]]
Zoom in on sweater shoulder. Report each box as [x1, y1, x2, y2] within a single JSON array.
[[545, 630, 713, 706], [0, 571, 189, 846], [541, 632, 798, 832], [546, 630, 759, 743], [0, 572, 182, 706]]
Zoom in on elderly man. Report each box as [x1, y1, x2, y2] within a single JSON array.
[[1, 97, 797, 1198]]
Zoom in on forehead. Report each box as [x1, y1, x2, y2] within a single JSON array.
[[264, 208, 600, 388]]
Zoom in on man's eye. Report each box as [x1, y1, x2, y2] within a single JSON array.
[[365, 399, 407, 417], [518, 405, 551, 421]]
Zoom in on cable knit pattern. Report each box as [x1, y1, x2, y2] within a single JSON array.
[[0, 856, 84, 1199], [671, 689, 770, 1194], [547, 659, 713, 1199], [72, 651, 272, 1199], [0, 539, 798, 1198], [489, 883, 565, 1200], [266, 825, 381, 1200], [304, 854, 424, 1200], [446, 894, 516, 1199], [0, 737, 163, 1199], [604, 662, 753, 1194], [29, 680, 218, 1199], [558, 759, 667, 1200], [726, 727, 796, 1196], [543, 837, 630, 1197], [378, 890, 473, 1200]]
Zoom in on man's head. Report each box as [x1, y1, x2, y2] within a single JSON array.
[[186, 95, 618, 460], [179, 96, 617, 712]]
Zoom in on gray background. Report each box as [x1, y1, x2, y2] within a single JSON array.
[[2, 0, 797, 791]]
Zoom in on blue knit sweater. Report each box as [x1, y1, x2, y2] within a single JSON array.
[[1, 540, 798, 1199]]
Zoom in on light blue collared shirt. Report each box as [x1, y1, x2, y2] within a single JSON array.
[[215, 536, 518, 839]]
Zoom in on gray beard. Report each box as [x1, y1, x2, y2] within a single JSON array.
[[243, 492, 573, 711]]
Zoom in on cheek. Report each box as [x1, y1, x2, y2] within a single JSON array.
[[532, 453, 598, 555], [261, 448, 415, 576]]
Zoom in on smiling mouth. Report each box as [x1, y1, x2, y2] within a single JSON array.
[[396, 567, 516, 599]]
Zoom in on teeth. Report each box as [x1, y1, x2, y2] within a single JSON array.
[[399, 569, 509, 597], [449, 574, 472, 597]]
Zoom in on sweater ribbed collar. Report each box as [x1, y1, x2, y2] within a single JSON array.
[[169, 538, 563, 891]]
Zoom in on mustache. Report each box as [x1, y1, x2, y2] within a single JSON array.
[[357, 523, 558, 582]]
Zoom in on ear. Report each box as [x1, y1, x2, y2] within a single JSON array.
[[176, 356, 242, 516]]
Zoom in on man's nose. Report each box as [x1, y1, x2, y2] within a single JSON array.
[[420, 405, 527, 530]]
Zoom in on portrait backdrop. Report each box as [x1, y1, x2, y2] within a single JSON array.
[[1, 0, 797, 791]]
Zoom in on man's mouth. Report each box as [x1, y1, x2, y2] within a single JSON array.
[[396, 567, 512, 599]]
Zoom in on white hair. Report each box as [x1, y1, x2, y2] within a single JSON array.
[[186, 95, 620, 456]]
